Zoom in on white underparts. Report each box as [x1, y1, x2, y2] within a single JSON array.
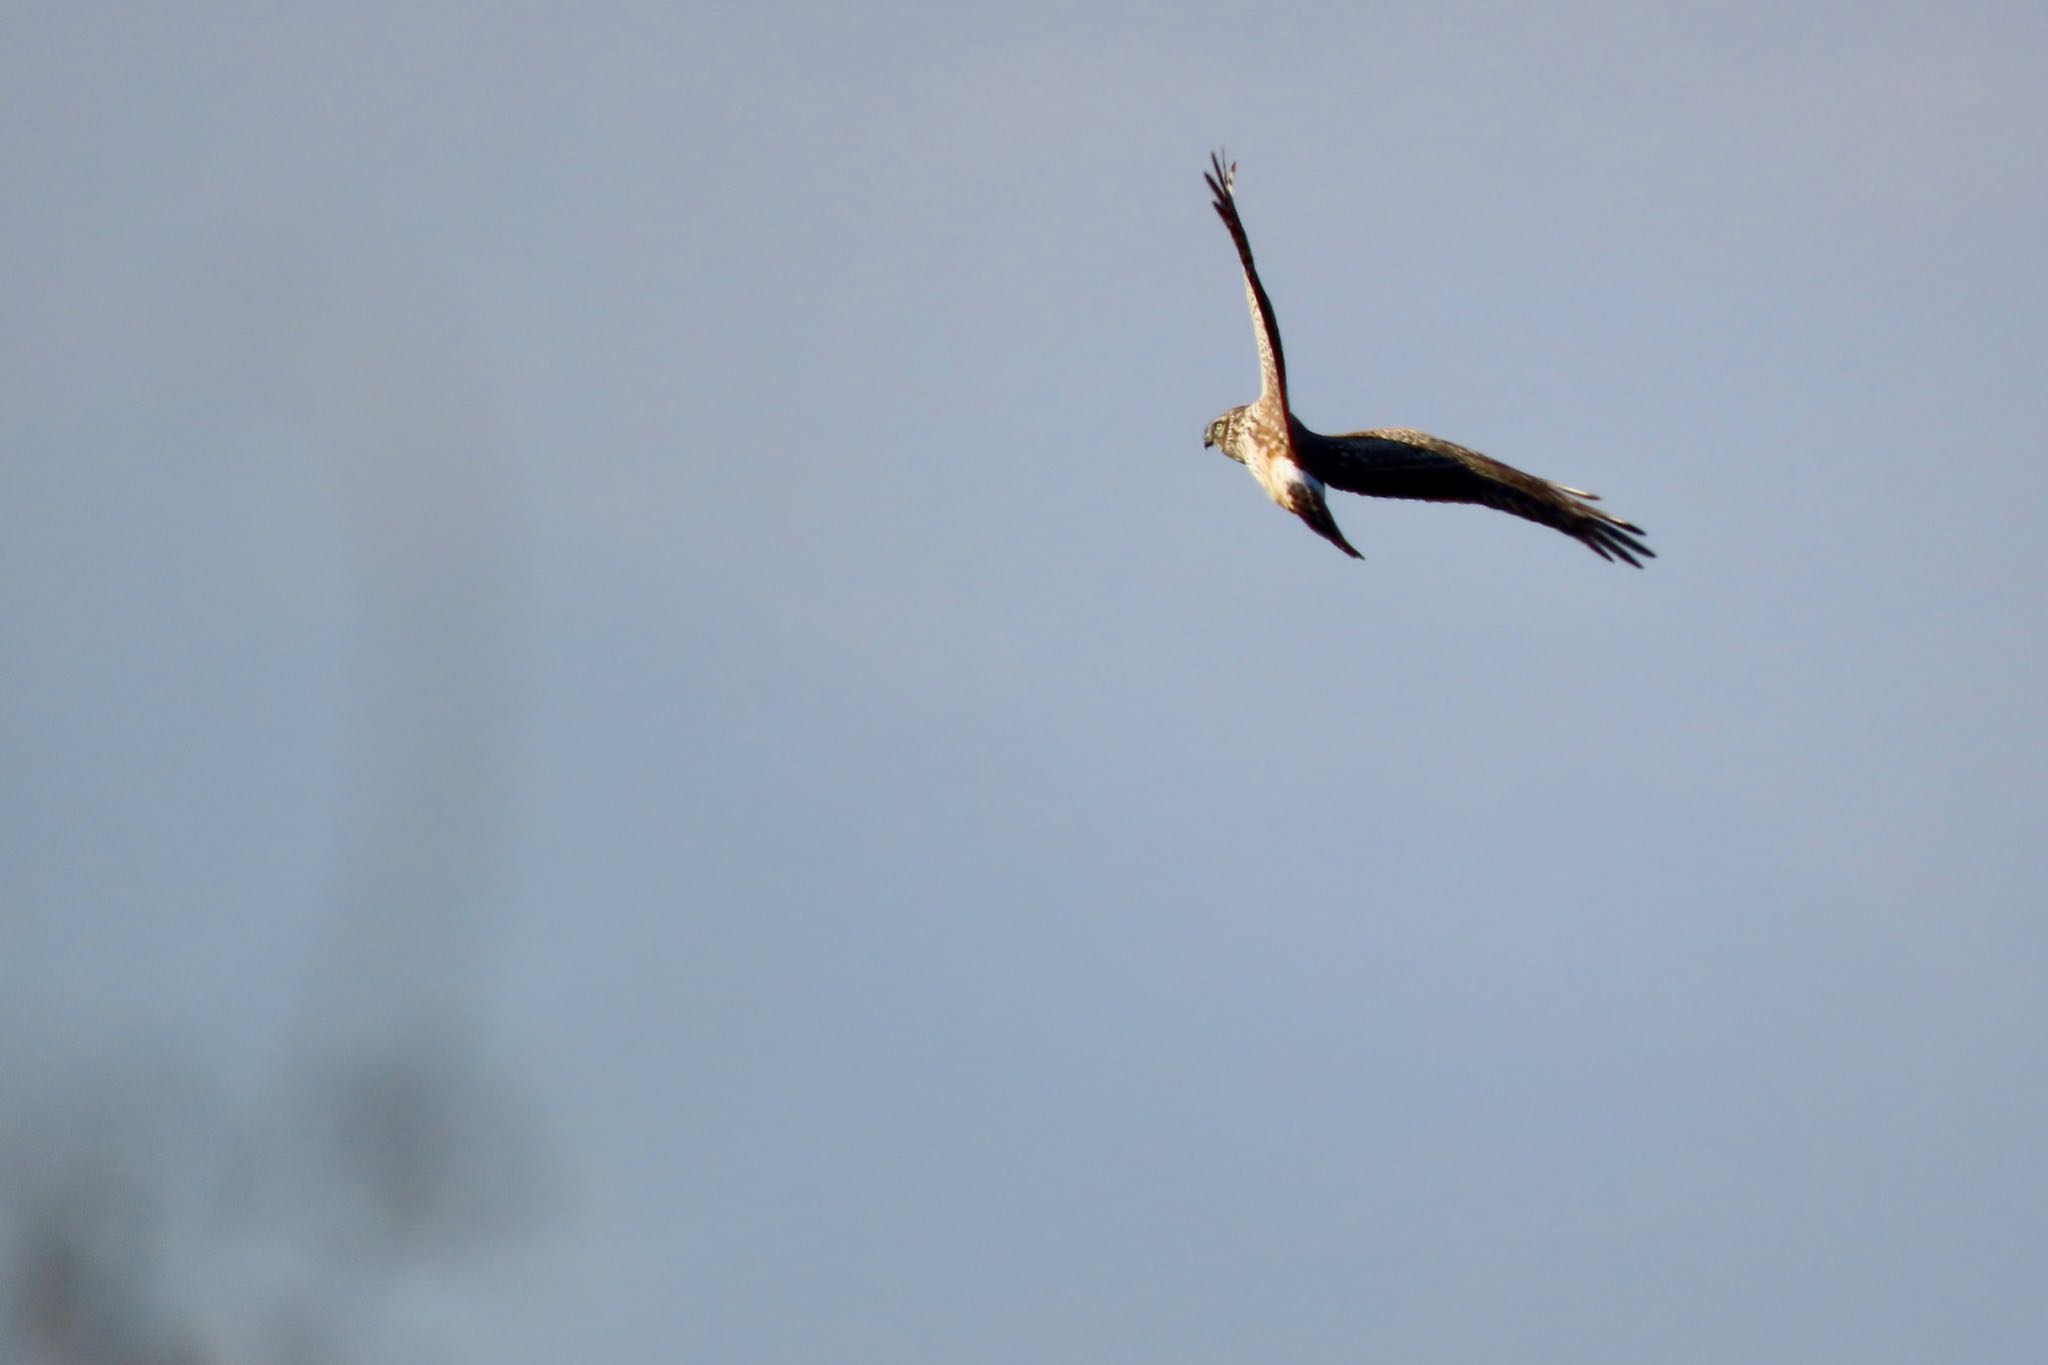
[[1263, 457, 1322, 510]]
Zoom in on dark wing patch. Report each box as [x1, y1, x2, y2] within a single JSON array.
[[1205, 151, 1288, 407], [1295, 426, 1655, 567]]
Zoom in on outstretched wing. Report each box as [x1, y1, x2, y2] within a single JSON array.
[[1294, 425, 1655, 567], [1206, 151, 1288, 408]]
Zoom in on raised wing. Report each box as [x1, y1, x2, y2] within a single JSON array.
[[1206, 151, 1288, 407], [1294, 425, 1655, 567]]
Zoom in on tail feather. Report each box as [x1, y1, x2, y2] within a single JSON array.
[[1290, 489, 1363, 559]]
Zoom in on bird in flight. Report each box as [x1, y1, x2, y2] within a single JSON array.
[[1201, 151, 1652, 566]]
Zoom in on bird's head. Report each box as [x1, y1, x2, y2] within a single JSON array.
[[1203, 407, 1250, 465]]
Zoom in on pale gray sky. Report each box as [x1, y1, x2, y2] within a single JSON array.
[[5, 2, 2048, 1361]]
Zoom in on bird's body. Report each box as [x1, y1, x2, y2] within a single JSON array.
[[1201, 152, 1652, 567]]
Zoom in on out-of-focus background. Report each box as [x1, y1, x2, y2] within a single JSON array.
[[5, 3, 2046, 1361]]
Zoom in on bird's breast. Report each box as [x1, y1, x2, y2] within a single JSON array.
[[1237, 411, 1306, 505]]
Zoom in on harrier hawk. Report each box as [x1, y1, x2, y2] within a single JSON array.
[[1201, 152, 1652, 566]]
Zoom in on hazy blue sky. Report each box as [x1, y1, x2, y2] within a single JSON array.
[[6, 2, 2048, 1361]]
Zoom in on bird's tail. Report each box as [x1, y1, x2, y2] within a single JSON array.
[[1292, 488, 1363, 559]]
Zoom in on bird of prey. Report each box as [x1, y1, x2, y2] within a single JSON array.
[[1201, 151, 1652, 566]]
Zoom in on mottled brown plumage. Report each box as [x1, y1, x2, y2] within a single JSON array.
[[1201, 151, 1652, 567]]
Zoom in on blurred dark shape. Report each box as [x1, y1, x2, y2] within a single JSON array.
[[0, 1031, 540, 1363], [0, 1049, 214, 1365], [8, 1155, 195, 1365], [264, 230, 543, 1278], [2, 237, 542, 1361], [10, 1190, 200, 1365], [289, 1037, 545, 1265]]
